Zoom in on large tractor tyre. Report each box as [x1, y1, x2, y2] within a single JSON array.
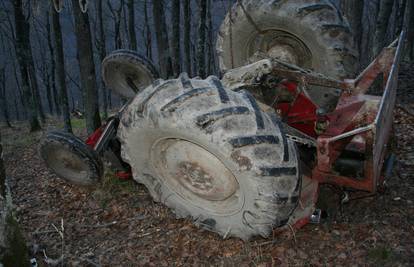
[[216, 0, 358, 109], [40, 131, 103, 186], [118, 74, 301, 240], [102, 49, 159, 99]]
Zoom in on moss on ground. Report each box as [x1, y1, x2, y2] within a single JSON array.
[[368, 246, 394, 265], [0, 212, 29, 267]]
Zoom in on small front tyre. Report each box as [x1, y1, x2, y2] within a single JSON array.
[[40, 131, 103, 186]]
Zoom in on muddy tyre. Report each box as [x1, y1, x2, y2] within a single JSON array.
[[102, 49, 159, 99], [118, 74, 300, 240], [40, 131, 103, 186], [216, 0, 358, 109]]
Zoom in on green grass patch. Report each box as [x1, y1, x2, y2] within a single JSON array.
[[92, 171, 138, 209], [70, 118, 86, 129], [2, 132, 39, 151], [57, 118, 86, 130], [368, 246, 394, 265]]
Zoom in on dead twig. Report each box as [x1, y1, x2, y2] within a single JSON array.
[[79, 221, 118, 228], [79, 257, 102, 267], [251, 239, 277, 247], [43, 250, 63, 267], [32, 229, 58, 236], [287, 223, 297, 244], [51, 219, 65, 267]]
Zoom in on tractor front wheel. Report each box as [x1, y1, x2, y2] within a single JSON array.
[[40, 131, 103, 186]]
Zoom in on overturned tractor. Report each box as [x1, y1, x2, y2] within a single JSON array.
[[41, 0, 404, 240]]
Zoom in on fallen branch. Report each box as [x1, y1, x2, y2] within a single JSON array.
[[79, 257, 102, 267], [32, 229, 58, 236], [79, 221, 118, 229]]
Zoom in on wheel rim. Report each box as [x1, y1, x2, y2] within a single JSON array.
[[45, 144, 90, 184], [108, 61, 153, 97], [151, 138, 242, 214], [102, 51, 157, 99], [247, 30, 312, 67]]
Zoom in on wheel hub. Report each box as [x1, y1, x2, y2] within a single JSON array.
[[47, 146, 89, 182], [151, 138, 241, 212], [248, 30, 312, 67]]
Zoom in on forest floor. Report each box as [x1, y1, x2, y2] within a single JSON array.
[[1, 62, 414, 266]]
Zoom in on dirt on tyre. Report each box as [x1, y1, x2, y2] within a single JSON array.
[[40, 131, 103, 186], [216, 0, 358, 109], [118, 74, 300, 240]]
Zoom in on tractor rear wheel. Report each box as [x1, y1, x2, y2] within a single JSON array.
[[118, 74, 300, 240], [216, 0, 358, 109]]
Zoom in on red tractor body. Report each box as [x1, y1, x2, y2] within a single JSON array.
[[277, 33, 405, 228]]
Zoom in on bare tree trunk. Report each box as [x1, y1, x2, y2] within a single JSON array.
[[395, 0, 407, 36], [26, 19, 46, 122], [33, 15, 54, 116], [152, 0, 173, 78], [171, 0, 181, 76], [183, 0, 192, 76], [143, 0, 152, 60], [341, 0, 364, 54], [374, 0, 395, 55], [191, 41, 197, 76], [52, 4, 73, 133], [206, 0, 215, 75], [405, 0, 414, 59], [108, 0, 124, 50], [0, 33, 12, 126], [30, 69, 46, 123], [97, 0, 108, 120], [14, 94, 20, 121], [71, 0, 101, 134], [12, 59, 27, 119], [127, 0, 137, 50], [13, 0, 41, 132], [197, 0, 207, 78], [42, 63, 54, 115], [46, 7, 60, 116], [0, 69, 12, 127]]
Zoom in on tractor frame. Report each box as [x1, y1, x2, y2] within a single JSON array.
[[84, 32, 405, 228]]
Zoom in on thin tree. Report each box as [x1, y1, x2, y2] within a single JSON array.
[[0, 35, 12, 127], [183, 0, 192, 76], [407, 0, 414, 59], [97, 0, 108, 119], [12, 58, 27, 119], [197, 0, 208, 78], [108, 0, 124, 50], [152, 0, 173, 78], [0, 68, 12, 127], [71, 0, 101, 134], [341, 0, 364, 55], [143, 0, 152, 60], [26, 6, 46, 123], [52, 2, 72, 133], [32, 15, 54, 115], [206, 0, 215, 75], [13, 0, 41, 131], [127, 0, 137, 50], [46, 6, 60, 115], [374, 0, 395, 55], [171, 0, 181, 76], [107, 0, 124, 109]]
